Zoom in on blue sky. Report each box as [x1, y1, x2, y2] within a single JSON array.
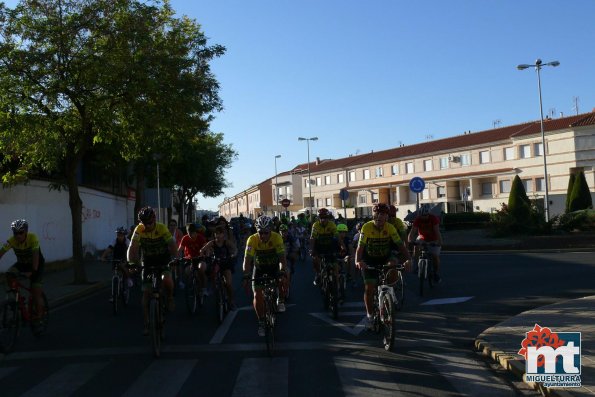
[[6, 1, 595, 211]]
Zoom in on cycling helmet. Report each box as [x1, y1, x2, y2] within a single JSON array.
[[419, 204, 431, 216], [137, 206, 156, 223], [372, 203, 390, 214], [356, 221, 364, 231], [279, 224, 288, 232], [389, 205, 397, 217], [255, 215, 273, 231], [115, 226, 127, 234], [336, 223, 348, 232], [318, 208, 330, 219], [11, 219, 28, 233]]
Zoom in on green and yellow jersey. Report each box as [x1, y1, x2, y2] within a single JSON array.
[[244, 232, 285, 268], [310, 221, 337, 254], [1, 233, 42, 264], [131, 222, 173, 259], [358, 221, 402, 262]]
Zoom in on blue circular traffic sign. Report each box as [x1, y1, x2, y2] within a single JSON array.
[[339, 189, 349, 201], [409, 177, 425, 193]]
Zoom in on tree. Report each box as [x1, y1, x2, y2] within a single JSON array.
[[569, 171, 593, 212], [508, 175, 531, 221], [565, 173, 576, 213], [0, 0, 226, 282]]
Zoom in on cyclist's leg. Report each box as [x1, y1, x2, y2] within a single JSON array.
[[161, 268, 175, 311], [362, 268, 377, 317], [197, 261, 208, 294], [29, 267, 45, 323], [430, 244, 442, 279], [223, 268, 234, 307]]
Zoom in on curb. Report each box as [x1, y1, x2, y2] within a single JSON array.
[[474, 338, 574, 397]]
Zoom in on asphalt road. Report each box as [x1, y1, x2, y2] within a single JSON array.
[[1, 251, 593, 396]]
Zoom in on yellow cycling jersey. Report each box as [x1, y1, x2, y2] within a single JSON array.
[[131, 222, 173, 258], [1, 233, 42, 264], [389, 217, 407, 239], [358, 221, 402, 260], [310, 220, 337, 251], [244, 232, 285, 268]]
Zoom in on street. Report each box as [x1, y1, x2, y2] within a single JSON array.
[[1, 251, 593, 396]]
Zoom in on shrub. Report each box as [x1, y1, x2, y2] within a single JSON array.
[[508, 175, 531, 221], [568, 171, 593, 212], [565, 173, 576, 213], [554, 209, 595, 231]]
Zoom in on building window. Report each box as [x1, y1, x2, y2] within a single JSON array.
[[375, 166, 383, 177], [437, 186, 446, 198], [391, 164, 399, 175], [349, 171, 356, 182], [358, 195, 367, 204], [421, 189, 429, 199], [325, 197, 332, 206], [534, 142, 543, 156], [363, 169, 370, 180], [317, 198, 323, 207], [480, 151, 490, 164], [460, 153, 471, 166], [536, 177, 545, 191], [499, 180, 511, 193], [406, 162, 414, 174], [316, 177, 321, 186], [519, 144, 530, 159], [482, 183, 493, 196], [440, 157, 449, 169], [324, 175, 331, 185], [337, 173, 344, 183], [504, 147, 514, 160], [371, 192, 378, 203], [305, 178, 309, 187], [522, 179, 533, 192], [424, 159, 433, 171]]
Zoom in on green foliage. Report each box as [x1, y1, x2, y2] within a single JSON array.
[[565, 173, 576, 213], [442, 212, 491, 230], [508, 175, 531, 221], [554, 209, 595, 231], [489, 202, 550, 236], [568, 171, 593, 212]]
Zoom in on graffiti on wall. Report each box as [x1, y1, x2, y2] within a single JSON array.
[[82, 206, 101, 222], [42, 222, 56, 241]]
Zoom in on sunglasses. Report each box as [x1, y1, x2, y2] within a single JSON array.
[[258, 230, 271, 236], [13, 231, 26, 236]]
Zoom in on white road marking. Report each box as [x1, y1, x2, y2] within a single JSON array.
[[232, 357, 288, 397], [122, 359, 196, 397], [20, 362, 108, 397], [309, 312, 366, 336], [421, 296, 474, 305]]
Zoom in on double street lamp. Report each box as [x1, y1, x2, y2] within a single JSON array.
[[274, 154, 281, 215], [298, 137, 318, 221], [517, 59, 560, 222]]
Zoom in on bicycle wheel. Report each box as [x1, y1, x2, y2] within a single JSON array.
[[111, 276, 120, 315], [380, 294, 395, 351], [394, 270, 405, 311], [31, 293, 49, 336], [149, 298, 161, 358], [418, 259, 426, 297], [121, 279, 130, 307], [185, 274, 198, 314], [328, 275, 338, 320], [216, 278, 225, 324], [264, 298, 275, 356], [0, 301, 19, 353], [428, 259, 435, 289]]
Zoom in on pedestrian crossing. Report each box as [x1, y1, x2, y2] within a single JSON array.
[[0, 348, 519, 397]]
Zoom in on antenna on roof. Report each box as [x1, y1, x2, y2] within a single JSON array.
[[425, 134, 433, 141], [573, 96, 580, 115], [548, 108, 556, 118], [492, 119, 501, 129], [355, 149, 360, 155]]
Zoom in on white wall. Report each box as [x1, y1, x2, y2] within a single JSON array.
[[0, 180, 134, 268]]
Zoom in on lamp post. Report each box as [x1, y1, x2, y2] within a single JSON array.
[[517, 59, 560, 222], [298, 137, 318, 222], [274, 154, 281, 216], [153, 153, 162, 222]]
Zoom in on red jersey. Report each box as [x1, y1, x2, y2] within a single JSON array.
[[179, 234, 206, 258], [413, 214, 440, 241]]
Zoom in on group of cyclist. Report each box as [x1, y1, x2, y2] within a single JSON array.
[[1, 200, 443, 339]]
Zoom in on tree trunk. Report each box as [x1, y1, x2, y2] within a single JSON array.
[[134, 164, 146, 220], [66, 167, 88, 284]]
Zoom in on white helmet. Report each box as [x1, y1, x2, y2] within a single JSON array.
[[255, 215, 273, 231]]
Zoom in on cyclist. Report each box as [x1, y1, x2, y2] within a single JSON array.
[[178, 223, 207, 292], [0, 219, 46, 334], [279, 224, 298, 277], [336, 223, 353, 287], [101, 226, 133, 297], [242, 215, 287, 337], [408, 203, 443, 283], [127, 206, 178, 335], [388, 205, 408, 242], [355, 203, 411, 330], [310, 208, 344, 286], [200, 225, 238, 309], [168, 219, 184, 247]]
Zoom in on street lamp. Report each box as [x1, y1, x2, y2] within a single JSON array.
[[298, 137, 318, 222], [153, 153, 163, 222], [274, 154, 281, 216], [517, 59, 560, 222]]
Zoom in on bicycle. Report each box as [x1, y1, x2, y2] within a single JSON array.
[[319, 254, 340, 320], [367, 264, 400, 351], [109, 259, 131, 315], [250, 274, 279, 357], [182, 258, 204, 315], [135, 262, 171, 358], [415, 240, 438, 296], [0, 272, 49, 353], [209, 256, 230, 324]]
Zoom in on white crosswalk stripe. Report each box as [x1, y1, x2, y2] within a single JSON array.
[[20, 362, 108, 397], [122, 359, 197, 397], [232, 357, 288, 397]]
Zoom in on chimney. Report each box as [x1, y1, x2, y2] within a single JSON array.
[[316, 157, 320, 165]]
